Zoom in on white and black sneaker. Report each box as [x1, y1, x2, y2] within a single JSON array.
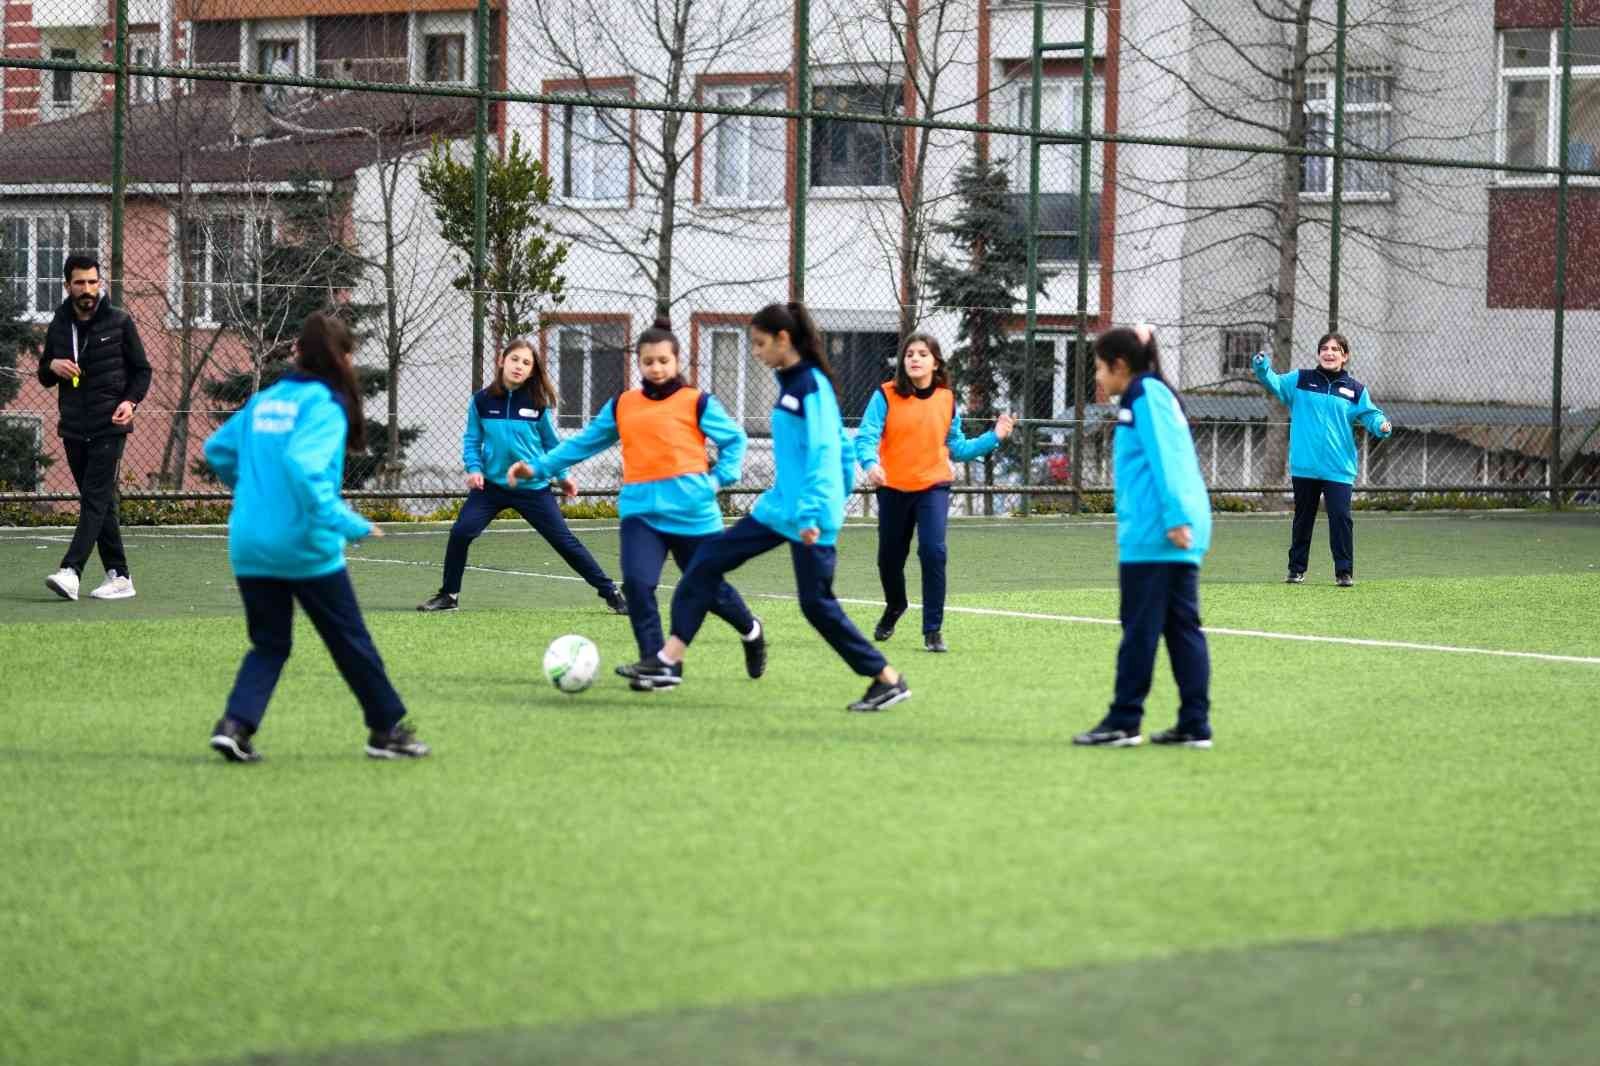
[[622, 655, 682, 691], [1150, 726, 1213, 750], [45, 567, 80, 601], [1072, 723, 1143, 747], [742, 618, 768, 679], [209, 716, 261, 763], [873, 608, 904, 642], [847, 676, 911, 712], [1285, 571, 1306, 585], [1335, 572, 1355, 588], [417, 591, 458, 612], [365, 720, 431, 759], [89, 569, 136, 600]]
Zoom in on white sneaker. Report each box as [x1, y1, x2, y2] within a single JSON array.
[[46, 568, 80, 601], [90, 569, 136, 600]]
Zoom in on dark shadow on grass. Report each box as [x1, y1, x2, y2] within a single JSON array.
[[208, 913, 1600, 1066]]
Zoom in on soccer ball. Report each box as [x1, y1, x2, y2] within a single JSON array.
[[543, 634, 600, 694]]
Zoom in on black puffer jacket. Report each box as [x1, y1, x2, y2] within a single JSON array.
[[36, 295, 151, 441]]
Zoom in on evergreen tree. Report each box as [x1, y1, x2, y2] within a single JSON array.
[[0, 284, 48, 490]]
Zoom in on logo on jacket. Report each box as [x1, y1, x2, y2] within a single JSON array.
[[1116, 408, 1134, 424], [780, 394, 801, 412], [1338, 387, 1355, 398], [253, 398, 299, 435], [519, 408, 536, 417]]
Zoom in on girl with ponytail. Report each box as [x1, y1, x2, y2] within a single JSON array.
[[1072, 323, 1215, 750], [627, 301, 912, 713], [507, 317, 768, 686]]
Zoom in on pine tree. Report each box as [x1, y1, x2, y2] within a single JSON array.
[[0, 284, 49, 490]]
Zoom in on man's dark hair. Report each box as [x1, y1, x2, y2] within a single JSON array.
[[63, 255, 100, 283]]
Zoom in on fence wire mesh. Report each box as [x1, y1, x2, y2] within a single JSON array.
[[0, 0, 1596, 514]]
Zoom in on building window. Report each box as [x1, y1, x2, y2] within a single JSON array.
[[424, 34, 465, 84], [709, 85, 786, 203], [825, 330, 897, 419], [701, 325, 778, 435], [1009, 78, 1104, 262], [0, 213, 100, 317], [1302, 74, 1393, 195], [181, 216, 268, 326], [554, 322, 627, 427], [558, 91, 631, 201], [257, 40, 298, 76], [51, 49, 76, 107], [131, 43, 157, 102], [1500, 28, 1600, 175], [1006, 339, 1059, 422], [1222, 329, 1263, 375], [811, 84, 903, 187]]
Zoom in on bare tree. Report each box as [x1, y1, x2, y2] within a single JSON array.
[[522, 0, 793, 318]]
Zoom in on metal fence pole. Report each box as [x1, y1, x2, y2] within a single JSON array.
[[1070, 0, 1094, 515], [471, 0, 491, 391], [1327, 0, 1348, 331], [109, 0, 129, 306], [792, 0, 811, 300], [1551, 0, 1573, 509], [1021, 0, 1046, 517]]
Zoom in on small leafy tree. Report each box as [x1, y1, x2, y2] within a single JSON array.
[[418, 131, 569, 386], [0, 284, 49, 489], [924, 154, 1048, 514]]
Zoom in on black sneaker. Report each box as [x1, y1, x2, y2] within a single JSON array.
[[365, 720, 431, 759], [847, 676, 911, 712], [1336, 572, 1354, 587], [873, 607, 904, 642], [1150, 726, 1213, 749], [923, 630, 948, 653], [1072, 723, 1143, 747], [742, 618, 768, 679], [603, 587, 629, 615], [209, 716, 261, 763], [417, 591, 458, 612], [1285, 571, 1306, 584], [624, 655, 682, 690]]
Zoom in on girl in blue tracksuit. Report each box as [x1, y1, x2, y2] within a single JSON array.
[[416, 338, 624, 613], [1252, 332, 1391, 586], [627, 302, 910, 713], [202, 312, 428, 763], [1074, 325, 1214, 749], [507, 317, 767, 686], [854, 332, 1015, 653]]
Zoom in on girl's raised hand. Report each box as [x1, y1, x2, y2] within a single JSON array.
[[1166, 525, 1194, 550], [995, 412, 1017, 440], [866, 464, 887, 487], [465, 472, 485, 491], [1380, 420, 1392, 434]]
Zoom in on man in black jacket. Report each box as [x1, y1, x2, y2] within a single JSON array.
[[38, 255, 151, 601]]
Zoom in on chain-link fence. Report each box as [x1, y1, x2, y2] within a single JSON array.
[[1, 0, 1596, 514]]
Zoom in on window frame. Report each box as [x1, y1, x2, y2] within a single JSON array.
[[705, 83, 788, 206], [695, 322, 778, 437], [422, 33, 467, 85], [548, 319, 630, 428], [1498, 29, 1600, 183], [810, 82, 905, 190], [1221, 329, 1264, 377], [49, 49, 77, 108], [0, 210, 104, 322], [255, 38, 299, 76], [171, 212, 271, 329], [1007, 74, 1106, 264], [1300, 72, 1394, 200], [547, 81, 636, 207]]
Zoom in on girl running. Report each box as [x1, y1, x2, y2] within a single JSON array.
[[626, 302, 910, 712], [507, 317, 767, 686], [1252, 333, 1391, 586], [202, 311, 428, 762], [1073, 325, 1213, 749], [416, 338, 625, 614], [854, 333, 1015, 653]]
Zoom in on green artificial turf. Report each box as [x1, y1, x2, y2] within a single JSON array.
[[1, 511, 1598, 1065]]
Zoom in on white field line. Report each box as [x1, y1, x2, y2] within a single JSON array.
[[341, 556, 1600, 668]]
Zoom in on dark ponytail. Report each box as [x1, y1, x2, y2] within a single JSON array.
[[637, 315, 688, 386], [1093, 326, 1185, 413], [751, 301, 837, 389], [295, 310, 366, 452]]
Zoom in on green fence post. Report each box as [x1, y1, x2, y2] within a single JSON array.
[[1070, 0, 1094, 515], [109, 0, 128, 306], [471, 0, 491, 391], [792, 0, 810, 300], [1021, 0, 1046, 517], [1327, 0, 1347, 331], [1551, 0, 1573, 509]]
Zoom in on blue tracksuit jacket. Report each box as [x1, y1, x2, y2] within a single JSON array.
[[203, 373, 373, 579], [851, 387, 1001, 469], [530, 385, 747, 537], [752, 362, 856, 546], [462, 385, 569, 490], [1113, 374, 1213, 566], [1252, 355, 1391, 484]]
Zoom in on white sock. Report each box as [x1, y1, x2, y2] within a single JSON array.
[[656, 647, 681, 666], [741, 619, 762, 642]]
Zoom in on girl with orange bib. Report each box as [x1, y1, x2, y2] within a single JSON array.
[[853, 333, 1014, 653], [510, 318, 767, 684]]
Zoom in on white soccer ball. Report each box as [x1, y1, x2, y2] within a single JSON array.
[[543, 634, 600, 694]]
